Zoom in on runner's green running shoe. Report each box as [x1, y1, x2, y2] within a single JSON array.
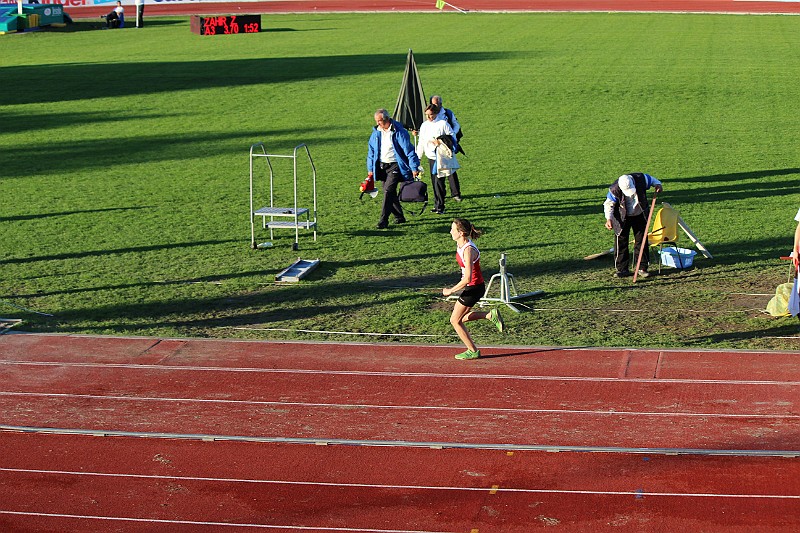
[[488, 309, 504, 333], [455, 349, 480, 360]]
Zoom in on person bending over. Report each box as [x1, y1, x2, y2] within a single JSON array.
[[603, 173, 663, 278]]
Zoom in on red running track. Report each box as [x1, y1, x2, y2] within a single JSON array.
[[1, 333, 800, 531], [69, 0, 800, 18]]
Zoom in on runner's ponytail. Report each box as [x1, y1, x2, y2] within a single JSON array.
[[453, 218, 482, 240]]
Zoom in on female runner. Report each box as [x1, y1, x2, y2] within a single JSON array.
[[442, 218, 504, 360]]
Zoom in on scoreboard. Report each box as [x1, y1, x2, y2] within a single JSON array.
[[190, 15, 261, 36]]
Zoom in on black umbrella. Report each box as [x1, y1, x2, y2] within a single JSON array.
[[392, 49, 426, 133]]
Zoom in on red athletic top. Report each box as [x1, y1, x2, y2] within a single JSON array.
[[456, 240, 484, 286]]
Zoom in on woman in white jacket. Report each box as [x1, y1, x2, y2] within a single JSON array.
[[415, 104, 456, 214]]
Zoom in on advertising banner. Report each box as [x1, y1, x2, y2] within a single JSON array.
[[0, 0, 268, 14], [0, 0, 269, 6]]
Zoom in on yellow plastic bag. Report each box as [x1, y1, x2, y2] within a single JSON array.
[[766, 282, 795, 317]]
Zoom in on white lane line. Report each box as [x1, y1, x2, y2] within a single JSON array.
[[0, 391, 796, 419], [4, 425, 798, 456], [1, 360, 798, 386], [0, 511, 447, 532], [1, 467, 799, 499]]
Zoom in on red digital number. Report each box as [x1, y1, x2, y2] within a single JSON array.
[[202, 15, 257, 36]]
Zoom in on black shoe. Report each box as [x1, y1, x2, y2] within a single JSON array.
[[613, 270, 632, 278], [376, 222, 388, 229], [432, 208, 445, 214], [395, 218, 406, 224]]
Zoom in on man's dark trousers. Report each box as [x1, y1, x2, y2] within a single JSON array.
[[426, 158, 447, 213], [448, 171, 461, 198], [614, 213, 649, 273], [377, 163, 405, 226]]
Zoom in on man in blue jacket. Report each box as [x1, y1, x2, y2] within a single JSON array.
[[367, 109, 421, 229]]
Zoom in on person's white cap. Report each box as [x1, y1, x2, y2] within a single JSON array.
[[618, 175, 636, 197]]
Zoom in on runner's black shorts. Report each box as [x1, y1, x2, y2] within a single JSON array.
[[458, 283, 485, 308]]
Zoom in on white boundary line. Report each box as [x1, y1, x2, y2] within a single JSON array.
[[4, 424, 798, 456], [1, 360, 799, 386], [2, 466, 799, 499], [1, 390, 796, 419], [0, 510, 443, 532]]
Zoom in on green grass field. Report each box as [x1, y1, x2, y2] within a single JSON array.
[[2, 13, 800, 349]]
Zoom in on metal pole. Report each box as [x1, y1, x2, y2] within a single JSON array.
[[499, 253, 509, 302], [633, 193, 658, 283]]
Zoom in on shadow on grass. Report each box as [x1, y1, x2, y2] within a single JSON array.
[[12, 247, 533, 333], [687, 322, 800, 345], [9, 267, 276, 298], [49, 20, 185, 33], [542, 168, 798, 209], [33, 275, 434, 334], [651, 237, 787, 267], [671, 167, 800, 185], [666, 169, 800, 207], [0, 110, 186, 135], [12, 235, 792, 339], [0, 126, 347, 177], [520, 167, 800, 202], [136, 19, 190, 28], [2, 51, 518, 105], [456, 197, 600, 219], [0, 239, 236, 266], [0, 206, 152, 223], [475, 233, 787, 283], [3, 244, 584, 334]]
